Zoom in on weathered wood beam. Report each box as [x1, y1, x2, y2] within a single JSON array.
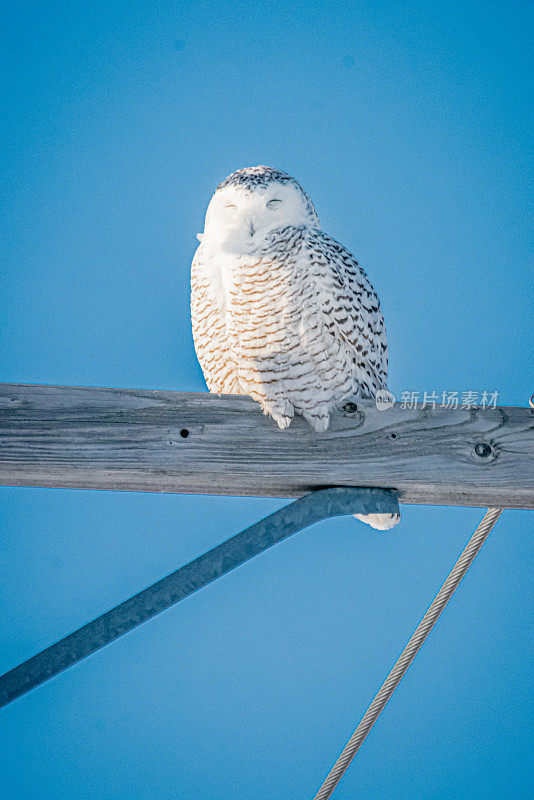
[[0, 383, 532, 509]]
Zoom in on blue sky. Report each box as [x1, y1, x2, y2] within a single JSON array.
[[1, 1, 532, 798]]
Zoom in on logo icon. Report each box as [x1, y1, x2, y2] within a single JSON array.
[[375, 390, 395, 411]]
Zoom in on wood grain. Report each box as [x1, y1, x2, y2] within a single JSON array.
[[0, 383, 533, 509]]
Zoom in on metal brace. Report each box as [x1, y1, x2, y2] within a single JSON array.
[[0, 486, 399, 708]]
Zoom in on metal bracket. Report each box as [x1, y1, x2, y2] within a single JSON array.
[[0, 486, 399, 708]]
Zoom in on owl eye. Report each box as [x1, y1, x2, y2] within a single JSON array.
[[266, 199, 282, 209], [225, 204, 237, 210]]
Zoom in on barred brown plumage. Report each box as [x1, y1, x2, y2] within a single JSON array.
[[191, 165, 399, 530]]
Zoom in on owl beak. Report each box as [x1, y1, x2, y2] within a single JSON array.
[[248, 220, 255, 237]]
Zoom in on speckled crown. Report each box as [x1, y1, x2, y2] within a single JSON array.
[[215, 166, 319, 224], [216, 165, 297, 191]]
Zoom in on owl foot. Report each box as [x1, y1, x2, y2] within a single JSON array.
[[274, 415, 292, 429], [302, 410, 330, 433], [261, 399, 294, 430]]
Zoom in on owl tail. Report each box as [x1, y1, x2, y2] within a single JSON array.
[[353, 512, 401, 531]]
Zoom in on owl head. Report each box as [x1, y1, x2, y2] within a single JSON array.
[[199, 166, 320, 250]]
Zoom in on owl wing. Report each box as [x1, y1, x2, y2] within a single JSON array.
[[305, 229, 389, 397], [190, 244, 241, 394]]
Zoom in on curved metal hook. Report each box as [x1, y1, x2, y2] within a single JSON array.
[[0, 487, 399, 708]]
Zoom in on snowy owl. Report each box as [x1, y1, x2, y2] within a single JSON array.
[[191, 166, 399, 530]]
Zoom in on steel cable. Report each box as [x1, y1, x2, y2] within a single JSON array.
[[313, 507, 503, 800]]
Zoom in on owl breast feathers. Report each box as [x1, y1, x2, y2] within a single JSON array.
[[191, 165, 389, 434]]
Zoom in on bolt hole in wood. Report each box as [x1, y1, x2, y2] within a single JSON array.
[[474, 442, 492, 458], [390, 433, 397, 439], [180, 429, 189, 439]]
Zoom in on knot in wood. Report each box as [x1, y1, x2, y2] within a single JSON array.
[[474, 442, 492, 458]]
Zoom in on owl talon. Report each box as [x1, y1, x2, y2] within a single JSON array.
[[276, 416, 292, 429]]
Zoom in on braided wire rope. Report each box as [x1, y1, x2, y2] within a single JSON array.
[[313, 507, 503, 800]]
